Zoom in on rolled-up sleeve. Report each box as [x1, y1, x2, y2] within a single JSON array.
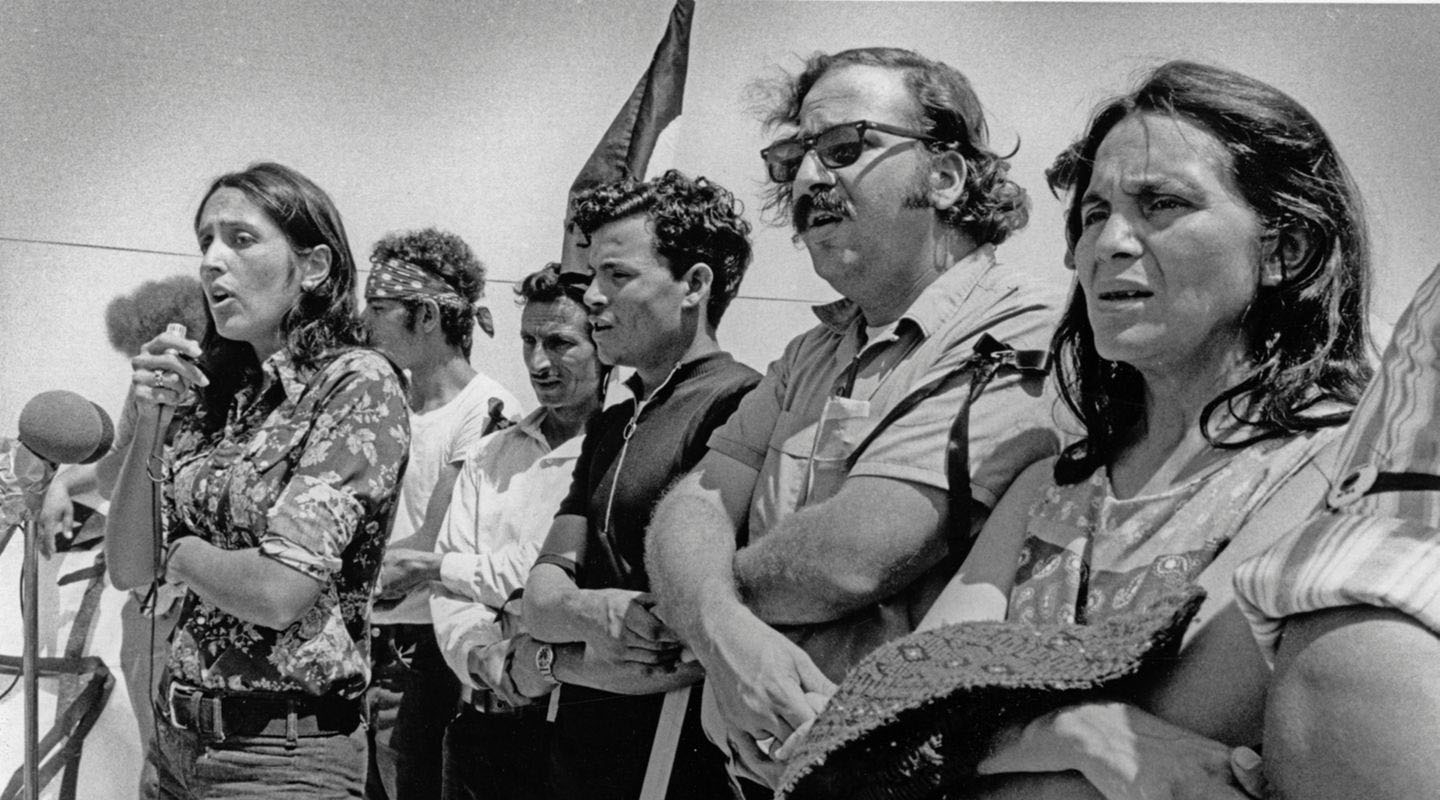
[[707, 347, 788, 472], [260, 352, 410, 580]]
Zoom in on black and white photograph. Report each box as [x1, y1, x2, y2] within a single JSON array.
[[3, 2, 1439, 799]]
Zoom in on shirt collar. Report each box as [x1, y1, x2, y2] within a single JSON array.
[[811, 244, 999, 338], [514, 406, 552, 446], [260, 349, 311, 402], [620, 350, 732, 402]]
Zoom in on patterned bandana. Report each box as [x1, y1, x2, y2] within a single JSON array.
[[365, 258, 494, 337]]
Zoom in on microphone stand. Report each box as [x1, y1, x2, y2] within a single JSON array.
[[20, 456, 55, 800]]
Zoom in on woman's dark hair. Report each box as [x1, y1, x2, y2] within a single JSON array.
[[1048, 60, 1372, 482], [756, 46, 1029, 246], [370, 227, 486, 357], [569, 169, 752, 327], [191, 161, 364, 432]]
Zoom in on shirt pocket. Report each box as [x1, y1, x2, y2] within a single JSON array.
[[229, 423, 310, 533], [766, 399, 874, 512]]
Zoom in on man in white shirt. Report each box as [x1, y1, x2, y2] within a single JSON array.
[[429, 264, 603, 800], [361, 228, 521, 800]]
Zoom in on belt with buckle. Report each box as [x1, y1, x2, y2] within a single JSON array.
[[163, 680, 362, 743], [468, 688, 521, 717]]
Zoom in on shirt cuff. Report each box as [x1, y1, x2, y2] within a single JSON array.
[[443, 619, 504, 691], [706, 433, 766, 472], [439, 551, 473, 595]]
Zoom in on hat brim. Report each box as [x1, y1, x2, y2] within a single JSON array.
[[777, 587, 1206, 800]]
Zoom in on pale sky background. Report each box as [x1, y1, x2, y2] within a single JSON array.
[[4, 0, 1439, 431]]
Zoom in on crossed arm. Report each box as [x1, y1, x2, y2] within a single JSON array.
[[106, 345, 408, 631], [942, 444, 1347, 800], [521, 513, 702, 696], [375, 460, 466, 600], [646, 448, 954, 762], [104, 400, 328, 629]]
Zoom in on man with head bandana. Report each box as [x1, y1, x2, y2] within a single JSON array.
[[360, 227, 521, 800]]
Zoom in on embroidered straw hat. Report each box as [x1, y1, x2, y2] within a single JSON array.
[[776, 587, 1205, 800]]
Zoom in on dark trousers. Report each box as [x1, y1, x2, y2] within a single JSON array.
[[547, 683, 737, 800], [364, 623, 462, 800], [440, 703, 550, 800]]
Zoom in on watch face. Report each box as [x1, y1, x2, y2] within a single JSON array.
[[536, 643, 555, 672]]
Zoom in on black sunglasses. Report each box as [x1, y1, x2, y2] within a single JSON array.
[[760, 119, 950, 184]]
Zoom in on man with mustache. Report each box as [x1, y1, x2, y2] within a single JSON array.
[[647, 47, 1065, 791]]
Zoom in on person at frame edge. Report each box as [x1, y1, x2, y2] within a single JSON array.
[[104, 161, 410, 800], [37, 275, 208, 800], [514, 169, 762, 800], [429, 263, 606, 800], [359, 227, 521, 800], [643, 46, 1066, 792]]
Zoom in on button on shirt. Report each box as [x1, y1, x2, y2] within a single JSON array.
[[709, 244, 1064, 546], [164, 348, 409, 698], [705, 244, 1066, 681]]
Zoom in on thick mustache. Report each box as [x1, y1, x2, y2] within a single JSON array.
[[792, 191, 849, 233]]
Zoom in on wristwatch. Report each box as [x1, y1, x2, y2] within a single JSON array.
[[534, 642, 559, 686]]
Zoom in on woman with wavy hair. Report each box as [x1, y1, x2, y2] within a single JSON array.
[[106, 162, 409, 799], [916, 60, 1373, 799]]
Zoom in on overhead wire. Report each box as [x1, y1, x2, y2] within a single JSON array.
[[0, 235, 822, 305]]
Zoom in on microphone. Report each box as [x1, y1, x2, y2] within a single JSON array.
[[17, 390, 115, 466], [10, 391, 114, 800]]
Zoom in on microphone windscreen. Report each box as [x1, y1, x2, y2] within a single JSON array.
[[17, 390, 116, 465]]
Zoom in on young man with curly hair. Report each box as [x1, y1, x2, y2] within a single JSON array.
[[513, 169, 761, 800], [644, 47, 1067, 792], [361, 227, 521, 800]]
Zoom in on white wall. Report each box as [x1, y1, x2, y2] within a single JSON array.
[[5, 1, 1439, 429]]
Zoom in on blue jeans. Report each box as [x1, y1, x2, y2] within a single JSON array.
[[148, 708, 368, 800]]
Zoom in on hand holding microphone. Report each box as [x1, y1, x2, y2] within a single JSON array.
[[131, 322, 208, 406]]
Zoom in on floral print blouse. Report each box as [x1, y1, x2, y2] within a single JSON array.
[[163, 348, 408, 698], [1008, 429, 1335, 626]]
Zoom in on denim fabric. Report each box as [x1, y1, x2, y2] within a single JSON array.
[[364, 622, 460, 800], [149, 711, 368, 800], [127, 592, 182, 800]]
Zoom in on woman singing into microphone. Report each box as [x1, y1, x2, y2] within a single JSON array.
[[106, 162, 409, 799]]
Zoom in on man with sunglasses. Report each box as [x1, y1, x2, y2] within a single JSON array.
[[647, 47, 1065, 791]]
